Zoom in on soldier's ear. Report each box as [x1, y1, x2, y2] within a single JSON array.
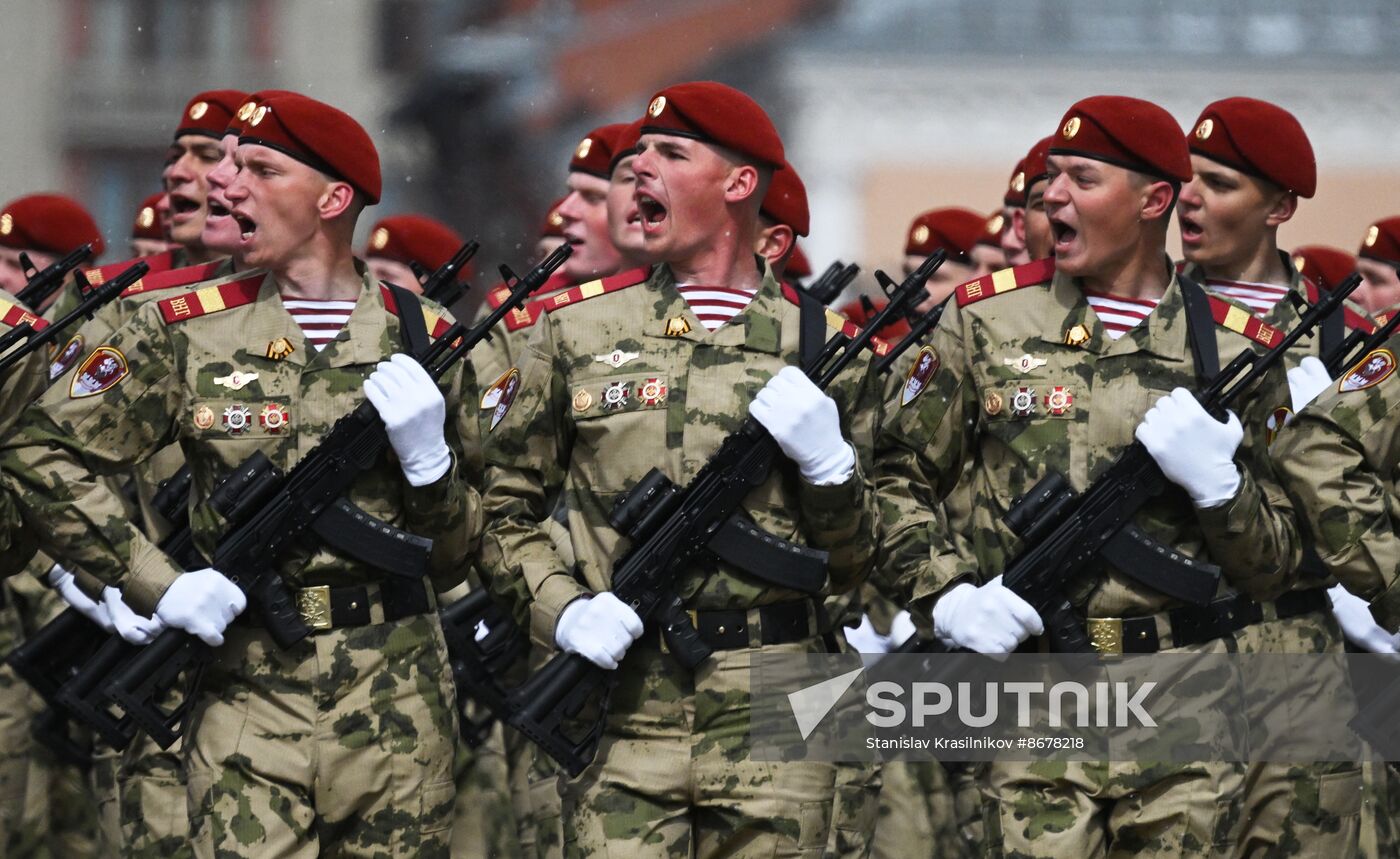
[[318, 180, 358, 221], [1139, 180, 1176, 222], [1264, 191, 1298, 228], [754, 222, 794, 266], [723, 163, 762, 207]]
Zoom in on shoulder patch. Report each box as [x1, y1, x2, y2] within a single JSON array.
[[541, 267, 649, 314], [157, 272, 263, 325], [378, 284, 455, 340], [0, 301, 46, 332], [1339, 348, 1397, 394], [86, 249, 178, 288], [1206, 295, 1284, 348], [120, 260, 226, 298], [1302, 279, 1375, 334], [956, 258, 1056, 307]]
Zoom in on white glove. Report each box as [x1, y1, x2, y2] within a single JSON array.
[[889, 610, 918, 649], [102, 587, 166, 645], [1328, 584, 1399, 654], [932, 575, 1043, 654], [1286, 356, 1333, 413], [473, 619, 489, 642], [748, 366, 856, 485], [153, 568, 247, 647], [1135, 388, 1243, 508], [554, 593, 644, 670], [46, 564, 113, 632], [843, 614, 891, 655], [364, 353, 451, 487]]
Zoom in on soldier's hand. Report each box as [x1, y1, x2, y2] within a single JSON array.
[[46, 564, 115, 633], [102, 586, 166, 645], [1328, 584, 1399, 654], [154, 568, 247, 647], [364, 353, 451, 487], [932, 575, 1043, 654], [1135, 388, 1243, 508], [1286, 356, 1333, 414], [749, 366, 855, 485], [554, 592, 644, 670], [843, 614, 891, 655]]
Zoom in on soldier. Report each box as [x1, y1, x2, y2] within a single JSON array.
[[603, 118, 647, 270], [480, 81, 883, 857], [1292, 245, 1357, 298], [1354, 218, 1400, 317], [878, 95, 1304, 857], [0, 194, 105, 313], [974, 210, 1008, 273], [1010, 135, 1055, 263], [902, 207, 996, 314], [0, 92, 477, 858], [999, 156, 1031, 267], [362, 214, 470, 297], [129, 192, 175, 259]]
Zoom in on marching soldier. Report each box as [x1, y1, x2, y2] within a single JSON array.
[[1354, 217, 1400, 318], [999, 155, 1031, 267], [1291, 245, 1358, 299], [129, 192, 175, 259], [1010, 135, 1055, 263], [0, 194, 105, 313], [362, 213, 470, 298]]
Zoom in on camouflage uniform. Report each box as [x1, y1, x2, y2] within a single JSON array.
[[878, 260, 1305, 857], [480, 262, 883, 858], [0, 269, 478, 858]]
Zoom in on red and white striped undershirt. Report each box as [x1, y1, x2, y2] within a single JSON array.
[[675, 284, 758, 331], [1200, 278, 1290, 316], [281, 298, 356, 350], [1083, 291, 1162, 340]]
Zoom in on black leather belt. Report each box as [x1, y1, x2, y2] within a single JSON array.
[[1088, 589, 1329, 654], [237, 578, 433, 632], [643, 600, 816, 652]]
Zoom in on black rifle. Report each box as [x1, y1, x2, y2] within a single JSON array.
[[0, 261, 148, 376], [1317, 275, 1400, 377], [873, 294, 951, 376], [490, 251, 945, 777], [13, 243, 94, 309], [438, 589, 529, 748], [414, 241, 478, 306], [101, 244, 571, 749], [803, 260, 860, 306]]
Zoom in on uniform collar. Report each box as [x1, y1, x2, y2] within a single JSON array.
[[644, 257, 783, 354], [247, 267, 386, 370], [1042, 256, 1189, 363]]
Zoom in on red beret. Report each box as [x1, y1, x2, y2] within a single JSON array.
[[239, 93, 381, 204], [786, 242, 812, 279], [609, 120, 644, 176], [760, 163, 810, 237], [365, 214, 468, 279], [540, 197, 567, 239], [131, 192, 166, 241], [640, 81, 784, 169], [1188, 98, 1315, 198], [1022, 135, 1055, 192], [570, 123, 630, 180], [1291, 245, 1356, 292], [176, 89, 247, 140], [979, 210, 1004, 248], [904, 207, 985, 261], [0, 194, 104, 258], [1360, 217, 1400, 267], [228, 90, 301, 137], [1051, 95, 1191, 184], [1003, 157, 1028, 208]]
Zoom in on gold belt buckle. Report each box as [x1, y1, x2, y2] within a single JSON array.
[[1086, 617, 1123, 656], [297, 586, 333, 631]]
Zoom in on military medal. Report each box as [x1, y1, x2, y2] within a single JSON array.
[[193, 405, 215, 430], [594, 349, 640, 369], [900, 346, 939, 407], [984, 391, 1003, 416], [222, 404, 252, 435], [572, 388, 593, 413], [214, 370, 260, 391], [48, 334, 84, 381], [259, 403, 289, 433], [1340, 348, 1396, 393], [1012, 387, 1036, 417], [1045, 386, 1074, 415], [266, 337, 295, 361], [663, 316, 692, 337], [1004, 353, 1047, 373], [1064, 324, 1091, 348], [640, 377, 667, 406], [601, 381, 630, 411], [69, 346, 129, 399]]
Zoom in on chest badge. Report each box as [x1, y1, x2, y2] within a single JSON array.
[[1044, 386, 1074, 416], [640, 377, 668, 406], [213, 370, 260, 392], [266, 337, 295, 361], [601, 381, 631, 411], [1011, 386, 1037, 417], [984, 391, 1004, 416], [259, 403, 290, 434], [594, 349, 640, 369], [1004, 353, 1047, 373], [1064, 324, 1091, 348], [193, 404, 215, 430], [572, 388, 594, 413], [663, 316, 692, 337], [222, 404, 253, 435]]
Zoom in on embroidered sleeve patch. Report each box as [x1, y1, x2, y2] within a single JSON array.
[[900, 345, 940, 407], [486, 368, 522, 431], [69, 346, 129, 398], [1339, 348, 1396, 393], [48, 334, 85, 381]]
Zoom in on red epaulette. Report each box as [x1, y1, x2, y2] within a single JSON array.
[[484, 271, 573, 311], [1206, 294, 1285, 348], [378, 284, 454, 339], [119, 260, 226, 298], [955, 258, 1056, 307], [1303, 278, 1376, 334], [0, 301, 46, 332], [781, 284, 892, 357], [157, 272, 263, 325], [539, 267, 650, 314], [85, 249, 179, 287], [1378, 312, 1393, 328], [502, 296, 550, 332]]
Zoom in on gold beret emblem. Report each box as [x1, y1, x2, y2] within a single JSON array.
[[0, 213, 11, 236], [911, 224, 930, 245], [648, 95, 667, 118], [1195, 118, 1214, 140], [188, 101, 209, 121], [1062, 116, 1081, 140], [575, 137, 593, 160], [1367, 225, 1381, 247], [250, 105, 268, 127], [549, 211, 565, 227], [1010, 171, 1026, 193], [138, 206, 156, 229], [370, 227, 390, 250], [1292, 254, 1305, 272], [986, 214, 1005, 235], [236, 101, 256, 121]]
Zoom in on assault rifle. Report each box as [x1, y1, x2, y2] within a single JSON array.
[[414, 240, 478, 307], [438, 589, 529, 748], [0, 260, 148, 376], [492, 251, 945, 777], [14, 243, 94, 309], [100, 244, 571, 749], [802, 260, 860, 307], [1318, 275, 1399, 377]]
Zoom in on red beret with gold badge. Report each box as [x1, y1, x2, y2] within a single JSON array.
[[1003, 156, 1028, 208], [131, 192, 167, 241], [979, 210, 1005, 248], [1359, 217, 1400, 268], [1291, 245, 1356, 292], [1051, 95, 1191, 184], [0, 194, 105, 257], [1188, 97, 1316, 197], [570, 123, 631, 180], [540, 197, 567, 239], [238, 92, 381, 204], [176, 89, 248, 140], [640, 81, 784, 168], [609, 119, 644, 176], [364, 214, 468, 278], [760, 163, 810, 237], [904, 207, 986, 262], [1022, 135, 1055, 192]]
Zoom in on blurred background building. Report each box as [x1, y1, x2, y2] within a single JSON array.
[[1, 0, 1397, 305]]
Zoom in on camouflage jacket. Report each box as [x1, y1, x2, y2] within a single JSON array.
[[471, 271, 573, 436], [1272, 340, 1400, 628], [877, 258, 1303, 620], [0, 269, 480, 613], [479, 262, 884, 648], [0, 295, 52, 576]]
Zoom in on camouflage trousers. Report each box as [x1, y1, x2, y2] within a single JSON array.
[[118, 734, 192, 857], [0, 583, 45, 857], [869, 761, 966, 859], [451, 719, 522, 859], [185, 613, 459, 858], [560, 638, 862, 859]]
